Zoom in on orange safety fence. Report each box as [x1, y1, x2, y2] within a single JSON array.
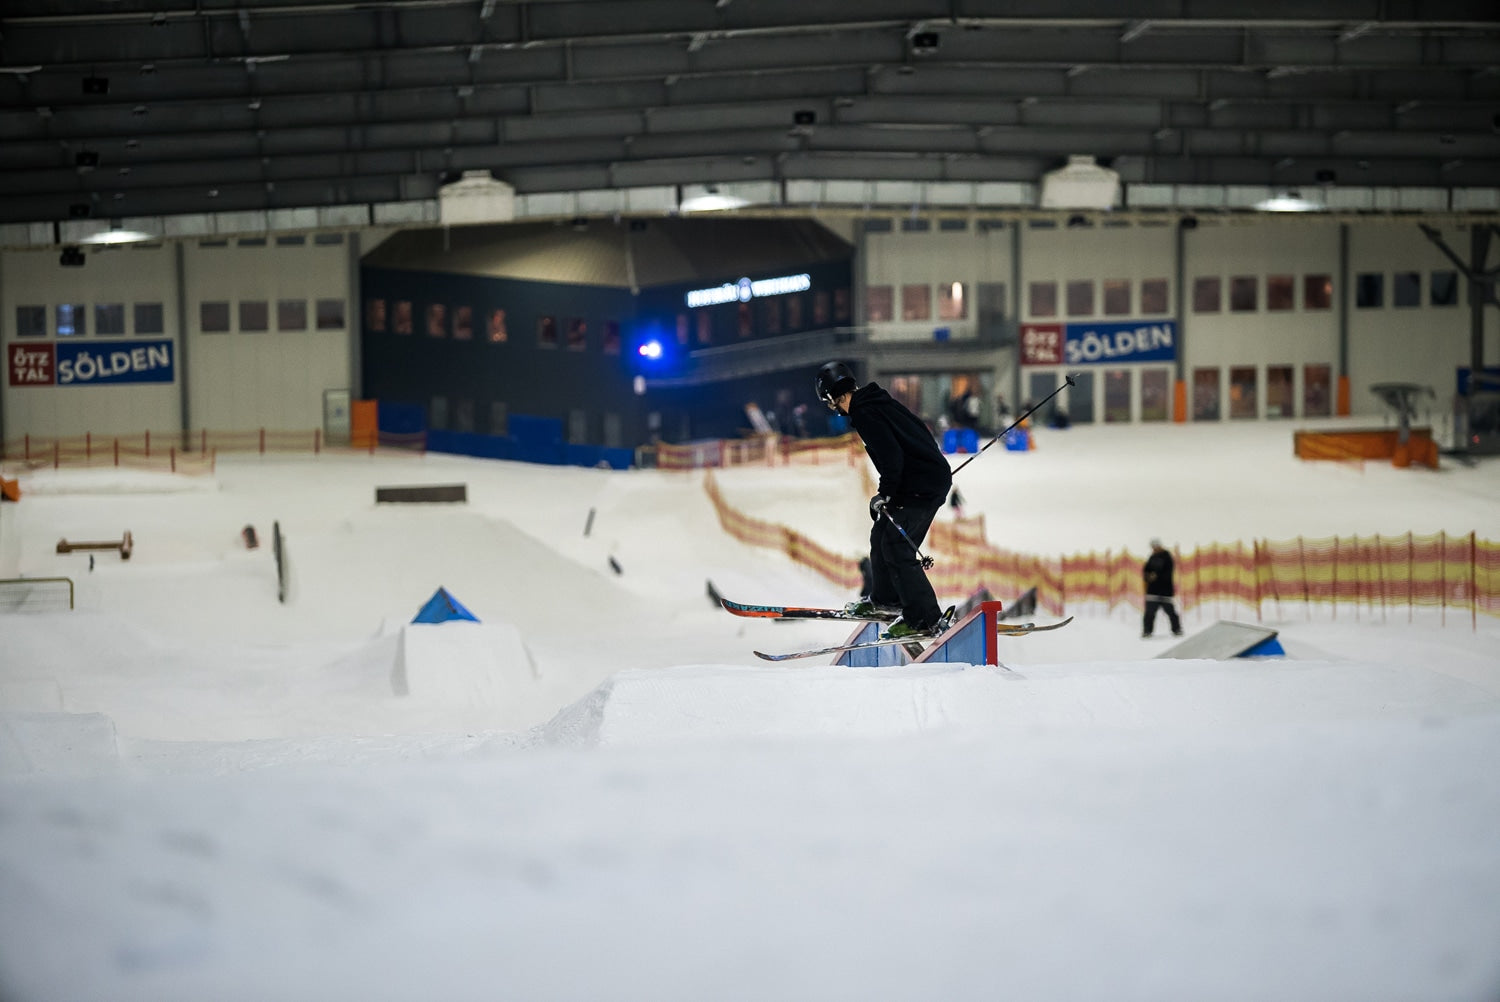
[[1293, 428, 1440, 470], [656, 433, 863, 471], [706, 468, 1499, 628]]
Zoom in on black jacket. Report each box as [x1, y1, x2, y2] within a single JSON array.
[[1144, 550, 1175, 597], [848, 382, 953, 505]]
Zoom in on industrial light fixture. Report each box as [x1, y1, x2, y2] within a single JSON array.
[[679, 184, 750, 213], [1039, 155, 1121, 210], [1255, 190, 1324, 212], [80, 224, 155, 245], [59, 246, 86, 267]]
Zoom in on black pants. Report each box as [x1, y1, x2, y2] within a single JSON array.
[[1143, 595, 1181, 636], [868, 499, 943, 630]]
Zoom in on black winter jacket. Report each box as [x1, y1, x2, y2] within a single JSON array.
[[1144, 550, 1176, 597], [848, 382, 953, 505]]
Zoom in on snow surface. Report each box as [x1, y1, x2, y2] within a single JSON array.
[[1, 419, 1499, 1001]]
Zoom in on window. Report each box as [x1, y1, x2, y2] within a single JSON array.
[[1355, 273, 1384, 308], [427, 303, 448, 338], [901, 218, 931, 233], [394, 301, 413, 335], [938, 282, 968, 321], [489, 401, 508, 436], [1431, 271, 1459, 306], [488, 308, 508, 342], [238, 237, 266, 247], [675, 314, 690, 346], [1229, 366, 1258, 419], [1193, 367, 1220, 421], [200, 301, 230, 333], [314, 233, 345, 245], [1104, 369, 1131, 422], [1140, 279, 1169, 315], [366, 298, 387, 332], [15, 305, 47, 337], [901, 284, 931, 321], [1229, 276, 1258, 312], [95, 303, 126, 336], [1140, 369, 1171, 422], [1393, 271, 1421, 308], [1303, 364, 1332, 417], [1266, 275, 1294, 312], [1102, 280, 1130, 316], [275, 235, 306, 247], [429, 395, 448, 431], [1028, 281, 1058, 318], [316, 298, 345, 330], [786, 296, 803, 330], [1303, 274, 1333, 310], [1267, 365, 1295, 418], [862, 218, 893, 233], [454, 306, 474, 341], [697, 309, 713, 344], [763, 296, 782, 334], [603, 320, 620, 355], [1065, 280, 1094, 317], [239, 300, 269, 333], [737, 303, 752, 338], [567, 317, 588, 350], [834, 288, 851, 323], [57, 303, 86, 337], [453, 397, 474, 433], [939, 218, 968, 232], [1192, 277, 1221, 313], [866, 286, 894, 322], [538, 314, 558, 348], [813, 291, 830, 326], [134, 303, 164, 335], [279, 299, 307, 331]]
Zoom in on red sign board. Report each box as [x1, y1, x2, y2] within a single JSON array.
[[8, 343, 55, 386], [1020, 324, 1064, 366]]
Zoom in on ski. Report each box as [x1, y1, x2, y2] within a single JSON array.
[[718, 595, 897, 623], [754, 616, 1074, 662]]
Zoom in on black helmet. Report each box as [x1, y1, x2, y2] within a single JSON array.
[[814, 361, 857, 409]]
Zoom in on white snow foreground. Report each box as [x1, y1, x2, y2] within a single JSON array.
[[3, 656, 1500, 1002]]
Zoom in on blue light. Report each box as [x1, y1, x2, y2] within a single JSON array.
[[638, 339, 663, 360]]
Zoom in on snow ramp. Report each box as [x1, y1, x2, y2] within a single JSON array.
[[536, 657, 1500, 747]]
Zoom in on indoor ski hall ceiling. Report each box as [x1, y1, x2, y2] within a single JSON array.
[[1, 0, 1499, 229]]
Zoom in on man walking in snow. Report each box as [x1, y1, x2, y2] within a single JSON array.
[[815, 361, 953, 640], [1142, 538, 1184, 638]]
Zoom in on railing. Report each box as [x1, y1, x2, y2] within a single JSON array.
[[1, 428, 428, 474], [0, 576, 74, 612]]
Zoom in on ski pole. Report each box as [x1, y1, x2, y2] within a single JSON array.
[[882, 509, 935, 570], [950, 373, 1077, 477]]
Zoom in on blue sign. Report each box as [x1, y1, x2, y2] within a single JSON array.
[[1064, 320, 1177, 366], [57, 340, 175, 385]]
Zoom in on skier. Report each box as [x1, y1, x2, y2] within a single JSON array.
[[1142, 538, 1184, 638], [815, 361, 954, 640]]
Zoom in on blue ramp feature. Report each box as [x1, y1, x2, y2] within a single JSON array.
[[412, 587, 480, 624], [1156, 621, 1283, 660], [835, 621, 912, 667]]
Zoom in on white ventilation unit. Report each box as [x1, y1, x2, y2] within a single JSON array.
[[1039, 155, 1121, 210], [438, 171, 516, 226]]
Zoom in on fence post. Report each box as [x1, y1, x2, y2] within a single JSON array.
[[1407, 531, 1414, 623], [85, 432, 91, 460], [1332, 535, 1339, 621], [1472, 532, 1478, 633], [54, 441, 60, 470], [1440, 530, 1447, 627], [24, 434, 30, 461], [314, 429, 321, 454], [113, 438, 119, 467], [259, 428, 266, 454], [145, 430, 151, 457], [170, 447, 177, 473]]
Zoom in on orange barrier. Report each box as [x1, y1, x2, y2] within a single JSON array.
[[1293, 428, 1439, 469], [351, 400, 379, 450], [656, 433, 862, 471], [0, 476, 17, 501]]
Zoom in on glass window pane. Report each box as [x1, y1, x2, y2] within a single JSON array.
[[489, 401, 508, 435], [315, 298, 345, 330], [427, 304, 448, 338], [1104, 369, 1132, 422], [454, 305, 474, 341], [1028, 281, 1058, 318], [200, 301, 229, 333], [239, 300, 269, 333], [1192, 277, 1221, 313], [1430, 271, 1458, 306], [538, 314, 558, 347], [488, 308, 508, 342], [567, 317, 588, 350], [1266, 275, 1294, 311], [1065, 280, 1094, 317], [763, 296, 782, 334], [813, 291, 830, 326], [738, 302, 753, 338], [786, 295, 803, 329], [1266, 365, 1295, 418], [57, 303, 86, 337], [429, 395, 448, 431], [1140, 279, 1168, 315], [1356, 273, 1384, 308], [675, 314, 689, 346], [603, 320, 620, 355], [901, 284, 931, 321], [15, 305, 47, 337], [278, 300, 307, 331], [834, 288, 851, 323], [134, 302, 164, 334], [1303, 274, 1333, 310], [453, 397, 474, 433], [937, 282, 968, 320], [393, 301, 413, 335], [1140, 369, 1171, 422], [1193, 367, 1220, 421], [696, 310, 712, 344], [1229, 366, 1257, 419], [1303, 364, 1332, 417], [366, 298, 387, 332], [1393, 271, 1421, 307], [95, 303, 126, 336], [866, 286, 893, 321], [1230, 276, 1258, 312], [1102, 280, 1130, 316]]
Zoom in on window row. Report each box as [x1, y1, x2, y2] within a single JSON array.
[[16, 303, 165, 338], [868, 279, 1173, 323], [1189, 270, 1460, 313], [367, 298, 621, 354], [198, 299, 346, 333]]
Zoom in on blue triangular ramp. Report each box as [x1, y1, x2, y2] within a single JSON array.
[[412, 587, 480, 624], [1241, 635, 1285, 657]]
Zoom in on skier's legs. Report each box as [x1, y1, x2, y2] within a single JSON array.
[[878, 501, 943, 628], [1165, 599, 1182, 634], [866, 521, 902, 609], [1143, 599, 1159, 636]]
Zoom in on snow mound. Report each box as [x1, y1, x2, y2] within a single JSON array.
[[0, 712, 121, 776]]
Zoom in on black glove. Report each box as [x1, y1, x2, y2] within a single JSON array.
[[869, 494, 890, 521]]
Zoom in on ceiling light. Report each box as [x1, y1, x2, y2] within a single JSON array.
[[1255, 190, 1324, 212], [80, 226, 154, 245], [680, 185, 751, 213]]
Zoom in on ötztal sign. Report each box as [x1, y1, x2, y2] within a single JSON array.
[[685, 273, 811, 309], [1021, 320, 1177, 366]]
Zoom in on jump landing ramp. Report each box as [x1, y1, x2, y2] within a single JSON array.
[[1156, 620, 1284, 660]]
